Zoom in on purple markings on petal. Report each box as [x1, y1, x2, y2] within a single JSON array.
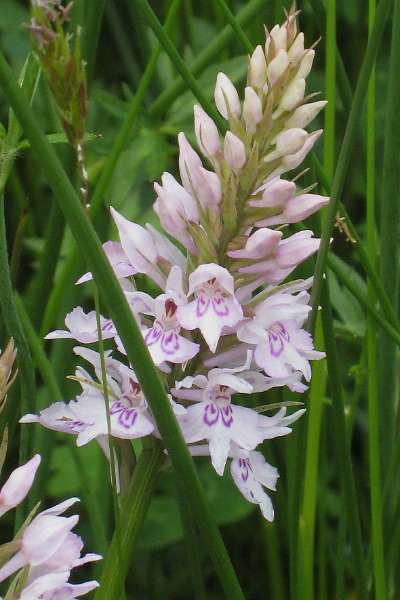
[[239, 458, 250, 482], [161, 331, 180, 355], [196, 294, 210, 317], [203, 403, 219, 426], [110, 400, 124, 415], [145, 323, 163, 346], [221, 405, 233, 427], [119, 408, 137, 428], [203, 403, 233, 428], [268, 322, 290, 357], [269, 332, 284, 356], [212, 295, 229, 317], [110, 401, 138, 429], [102, 320, 114, 332]]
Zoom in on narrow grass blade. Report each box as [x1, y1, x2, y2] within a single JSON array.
[[308, 0, 393, 333], [297, 319, 326, 600], [320, 279, 367, 599], [214, 0, 253, 54], [0, 50, 245, 600], [378, 0, 400, 460], [137, 0, 226, 131], [366, 1, 386, 597], [148, 0, 266, 118]]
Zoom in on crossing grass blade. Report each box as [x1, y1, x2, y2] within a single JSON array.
[[0, 49, 245, 600]]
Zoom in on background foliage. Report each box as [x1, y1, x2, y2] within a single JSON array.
[[0, 1, 398, 598]]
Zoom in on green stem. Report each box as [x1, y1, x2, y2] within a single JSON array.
[[148, 0, 266, 118], [0, 50, 245, 600], [308, 0, 393, 333], [367, 1, 386, 597], [90, 0, 181, 216], [40, 0, 181, 337], [137, 0, 226, 132], [320, 279, 367, 599], [176, 479, 207, 600], [297, 318, 326, 600], [378, 0, 400, 463], [214, 0, 253, 54], [0, 193, 35, 529], [94, 443, 165, 599], [312, 155, 399, 332], [82, 0, 105, 84], [93, 287, 122, 530], [29, 202, 65, 327]]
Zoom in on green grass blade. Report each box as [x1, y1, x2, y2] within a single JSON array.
[[297, 319, 326, 600], [214, 0, 254, 54], [378, 0, 400, 460], [40, 0, 181, 336], [94, 442, 165, 599], [0, 50, 245, 600], [320, 279, 367, 599], [308, 0, 393, 334], [137, 0, 226, 131], [148, 0, 266, 118], [312, 155, 400, 332], [367, 1, 386, 597]]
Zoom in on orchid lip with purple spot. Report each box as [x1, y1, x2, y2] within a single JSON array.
[[203, 402, 233, 427], [268, 322, 290, 357]]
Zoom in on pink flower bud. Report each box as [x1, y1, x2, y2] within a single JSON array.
[[0, 455, 41, 517], [214, 72, 241, 119], [224, 131, 246, 171], [256, 193, 329, 227], [281, 129, 322, 171], [276, 230, 320, 269], [284, 101, 327, 129], [283, 193, 329, 223], [269, 24, 287, 52], [288, 33, 305, 65], [153, 173, 199, 251], [228, 228, 282, 260], [250, 178, 295, 208], [297, 49, 315, 79], [267, 49, 289, 85], [22, 514, 79, 566], [275, 128, 308, 155], [193, 105, 220, 157], [278, 78, 306, 112], [178, 133, 221, 212], [249, 45, 267, 89], [243, 87, 263, 133]]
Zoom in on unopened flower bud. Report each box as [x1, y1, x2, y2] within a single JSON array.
[[284, 101, 327, 129], [0, 339, 16, 406], [276, 128, 308, 155], [278, 77, 306, 112], [288, 33, 304, 65], [194, 105, 220, 157], [215, 73, 241, 120], [281, 130, 323, 171], [267, 49, 289, 85], [0, 455, 41, 517], [297, 49, 315, 79], [243, 87, 263, 133], [269, 24, 287, 52], [224, 132, 246, 171], [178, 133, 221, 212], [249, 45, 267, 89]]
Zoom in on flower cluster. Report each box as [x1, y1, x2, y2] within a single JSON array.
[[22, 11, 327, 521], [0, 455, 100, 599]]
